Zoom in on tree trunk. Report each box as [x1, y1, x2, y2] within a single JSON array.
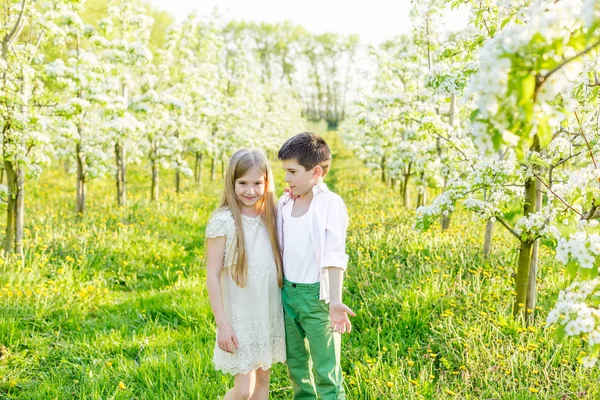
[[441, 211, 451, 230], [403, 174, 410, 207], [526, 178, 543, 324], [221, 160, 225, 179], [175, 169, 180, 193], [416, 172, 427, 207], [76, 141, 86, 218], [440, 94, 457, 230], [151, 156, 159, 201], [3, 161, 16, 254], [513, 176, 537, 319], [115, 142, 126, 206], [441, 179, 451, 229], [483, 220, 494, 258], [15, 165, 24, 257], [211, 157, 216, 182], [194, 152, 203, 185]]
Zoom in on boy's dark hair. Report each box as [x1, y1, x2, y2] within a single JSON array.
[[278, 132, 332, 176]]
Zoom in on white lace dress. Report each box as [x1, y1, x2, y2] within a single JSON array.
[[205, 209, 286, 375]]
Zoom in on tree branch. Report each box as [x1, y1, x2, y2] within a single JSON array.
[[536, 40, 600, 94], [532, 171, 584, 218], [3, 0, 27, 49], [552, 151, 582, 169], [496, 216, 521, 240], [574, 111, 598, 170]]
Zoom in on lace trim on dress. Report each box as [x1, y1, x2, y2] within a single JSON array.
[[213, 314, 286, 375]]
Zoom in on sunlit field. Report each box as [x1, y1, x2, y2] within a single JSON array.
[[0, 132, 593, 399]]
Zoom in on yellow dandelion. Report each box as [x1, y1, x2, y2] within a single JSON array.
[[386, 382, 394, 388], [529, 387, 539, 393], [119, 381, 127, 390]]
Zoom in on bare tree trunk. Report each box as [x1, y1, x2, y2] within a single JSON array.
[[526, 178, 543, 324], [403, 169, 411, 208], [513, 176, 536, 320], [483, 220, 494, 257], [417, 172, 426, 207], [381, 156, 386, 183], [4, 160, 16, 254], [151, 156, 159, 201], [115, 83, 128, 206], [211, 157, 216, 182], [441, 94, 457, 230], [221, 160, 225, 179], [194, 152, 203, 185], [175, 169, 180, 193], [2, 3, 27, 256], [15, 165, 24, 257], [115, 142, 126, 206], [76, 141, 86, 218]]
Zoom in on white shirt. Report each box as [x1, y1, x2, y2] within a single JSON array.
[[277, 182, 349, 302], [282, 204, 320, 283]]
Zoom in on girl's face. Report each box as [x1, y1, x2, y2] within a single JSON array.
[[235, 166, 266, 211]]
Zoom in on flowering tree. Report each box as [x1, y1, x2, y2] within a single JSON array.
[[414, 0, 600, 335], [0, 0, 72, 254], [46, 0, 114, 217], [95, 0, 153, 206]]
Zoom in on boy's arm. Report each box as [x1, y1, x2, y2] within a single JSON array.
[[327, 268, 356, 333], [323, 195, 355, 333]]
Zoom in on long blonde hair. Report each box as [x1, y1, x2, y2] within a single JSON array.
[[213, 148, 283, 288]]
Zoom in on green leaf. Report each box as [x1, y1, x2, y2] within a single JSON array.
[[470, 109, 480, 123], [590, 344, 600, 359], [554, 325, 567, 341], [566, 259, 579, 281], [518, 74, 536, 106], [536, 120, 552, 149], [580, 266, 597, 280]]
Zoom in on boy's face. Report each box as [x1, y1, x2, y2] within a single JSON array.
[[281, 159, 321, 197]]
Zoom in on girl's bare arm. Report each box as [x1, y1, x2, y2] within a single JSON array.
[[206, 237, 238, 353]]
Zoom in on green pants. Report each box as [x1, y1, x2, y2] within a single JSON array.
[[282, 279, 345, 400]]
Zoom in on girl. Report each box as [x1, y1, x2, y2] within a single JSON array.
[[205, 149, 285, 400]]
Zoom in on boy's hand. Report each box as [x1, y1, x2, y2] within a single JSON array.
[[283, 187, 300, 200], [217, 324, 239, 354], [329, 301, 356, 334]]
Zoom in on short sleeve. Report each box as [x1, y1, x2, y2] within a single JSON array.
[[205, 211, 231, 239]]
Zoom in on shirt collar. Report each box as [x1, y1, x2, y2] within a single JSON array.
[[312, 182, 329, 195], [282, 182, 329, 206]]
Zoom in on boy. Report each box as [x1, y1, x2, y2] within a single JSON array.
[[277, 132, 355, 400]]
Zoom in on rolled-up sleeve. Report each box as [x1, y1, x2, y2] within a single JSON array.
[[323, 195, 349, 270]]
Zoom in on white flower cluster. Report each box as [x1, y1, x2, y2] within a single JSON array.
[[546, 278, 600, 367], [513, 210, 559, 242], [467, 0, 599, 152], [463, 198, 501, 222], [414, 185, 467, 230], [556, 228, 600, 270]]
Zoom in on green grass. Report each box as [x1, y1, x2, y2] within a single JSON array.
[[0, 132, 596, 399]]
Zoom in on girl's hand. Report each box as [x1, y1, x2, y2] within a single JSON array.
[[217, 324, 239, 354], [329, 301, 356, 334]]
